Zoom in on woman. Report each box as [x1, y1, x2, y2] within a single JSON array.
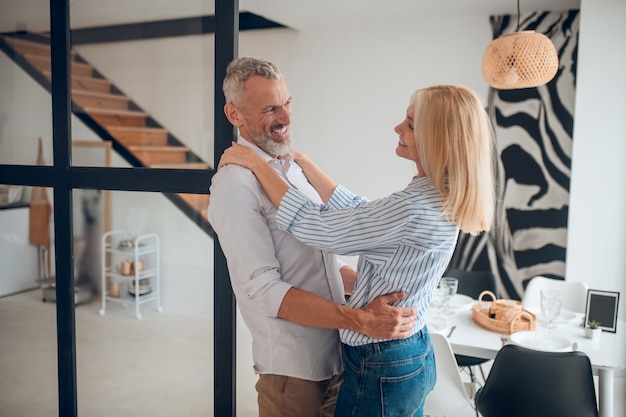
[[218, 84, 495, 417]]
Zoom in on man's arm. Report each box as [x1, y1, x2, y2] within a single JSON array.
[[278, 287, 417, 340], [208, 167, 292, 317]]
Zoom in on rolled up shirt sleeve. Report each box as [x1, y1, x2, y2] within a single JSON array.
[[276, 185, 409, 256], [327, 184, 368, 209], [208, 165, 293, 317]]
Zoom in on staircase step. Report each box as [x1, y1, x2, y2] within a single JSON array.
[[72, 89, 131, 110], [178, 193, 211, 219], [128, 146, 189, 164], [178, 193, 211, 205], [1, 36, 77, 60], [82, 107, 149, 127], [71, 75, 111, 93], [24, 53, 93, 77], [44, 71, 112, 93], [107, 126, 168, 146]]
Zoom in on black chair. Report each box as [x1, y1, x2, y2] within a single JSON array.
[[444, 268, 498, 385], [475, 344, 598, 417]]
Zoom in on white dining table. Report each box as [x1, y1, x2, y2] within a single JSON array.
[[427, 300, 626, 417]]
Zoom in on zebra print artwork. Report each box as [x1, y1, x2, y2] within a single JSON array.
[[448, 10, 580, 299]]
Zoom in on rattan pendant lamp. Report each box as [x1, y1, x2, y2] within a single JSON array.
[[481, 0, 559, 89]]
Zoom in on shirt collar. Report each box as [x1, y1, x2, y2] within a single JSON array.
[[407, 175, 434, 191]]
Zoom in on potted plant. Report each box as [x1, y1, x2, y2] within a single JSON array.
[[585, 320, 602, 340]]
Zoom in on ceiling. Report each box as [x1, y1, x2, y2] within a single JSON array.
[[2, 0, 580, 33]]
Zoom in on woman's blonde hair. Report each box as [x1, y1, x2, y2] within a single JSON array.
[[411, 85, 495, 235]]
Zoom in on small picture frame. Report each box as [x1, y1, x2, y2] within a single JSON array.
[[584, 289, 620, 333]]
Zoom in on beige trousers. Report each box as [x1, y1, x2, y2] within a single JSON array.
[[255, 373, 343, 417]]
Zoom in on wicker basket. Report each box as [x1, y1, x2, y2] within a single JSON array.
[[472, 290, 536, 334]]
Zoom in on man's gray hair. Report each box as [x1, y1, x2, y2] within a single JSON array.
[[222, 57, 282, 106]]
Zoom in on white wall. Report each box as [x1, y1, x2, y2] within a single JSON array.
[[246, 16, 491, 200], [567, 0, 626, 320]]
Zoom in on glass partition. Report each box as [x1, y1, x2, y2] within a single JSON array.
[[72, 189, 215, 415], [0, 1, 52, 166], [0, 185, 57, 415], [68, 3, 215, 170], [0, 0, 240, 414], [0, 1, 57, 414]]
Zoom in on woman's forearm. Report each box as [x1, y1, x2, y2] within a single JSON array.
[[293, 151, 338, 203], [218, 143, 337, 208], [249, 157, 291, 208]]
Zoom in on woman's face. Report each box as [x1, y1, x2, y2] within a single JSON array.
[[394, 105, 420, 165]]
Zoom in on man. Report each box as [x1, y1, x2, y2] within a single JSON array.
[[208, 57, 416, 417]]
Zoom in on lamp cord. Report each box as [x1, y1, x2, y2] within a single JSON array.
[[517, 0, 521, 31]]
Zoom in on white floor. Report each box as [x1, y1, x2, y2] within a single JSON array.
[[0, 289, 258, 417], [1, 289, 624, 417]]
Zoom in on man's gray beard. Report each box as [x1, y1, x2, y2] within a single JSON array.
[[255, 133, 291, 157]]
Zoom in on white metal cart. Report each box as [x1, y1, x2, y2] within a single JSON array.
[[99, 230, 162, 319]]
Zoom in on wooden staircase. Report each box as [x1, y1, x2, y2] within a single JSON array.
[[0, 34, 212, 228]]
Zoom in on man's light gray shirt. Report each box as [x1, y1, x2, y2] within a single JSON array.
[[207, 138, 344, 380]]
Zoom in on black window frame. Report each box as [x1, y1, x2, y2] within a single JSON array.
[[0, 0, 238, 415]]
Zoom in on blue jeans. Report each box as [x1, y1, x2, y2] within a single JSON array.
[[334, 328, 436, 417]]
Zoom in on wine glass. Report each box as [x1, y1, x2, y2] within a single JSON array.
[[430, 284, 447, 320], [540, 289, 562, 329], [440, 277, 459, 315]]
